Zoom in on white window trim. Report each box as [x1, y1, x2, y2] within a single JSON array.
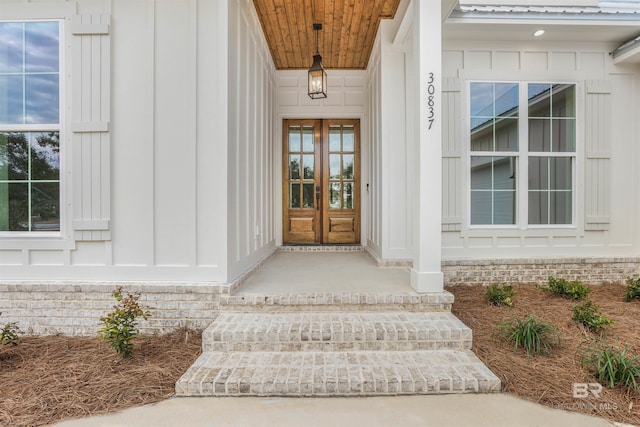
[[0, 19, 65, 240], [465, 79, 581, 232]]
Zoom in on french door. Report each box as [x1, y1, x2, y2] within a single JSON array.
[[283, 119, 360, 244]]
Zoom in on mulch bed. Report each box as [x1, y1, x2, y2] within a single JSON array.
[[450, 283, 640, 426], [0, 328, 202, 427], [2, 285, 640, 426]]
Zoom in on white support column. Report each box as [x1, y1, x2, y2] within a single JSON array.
[[410, 0, 443, 293]]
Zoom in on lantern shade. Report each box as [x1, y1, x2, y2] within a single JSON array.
[[308, 54, 327, 99]]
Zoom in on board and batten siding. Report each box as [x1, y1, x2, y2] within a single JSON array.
[[226, 0, 278, 281], [441, 41, 639, 258]]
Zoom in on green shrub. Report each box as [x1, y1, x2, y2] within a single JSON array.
[[539, 276, 590, 300], [0, 313, 19, 346], [572, 300, 614, 333], [580, 339, 640, 392], [484, 283, 516, 307], [624, 277, 640, 302], [498, 314, 560, 356], [98, 287, 150, 357]]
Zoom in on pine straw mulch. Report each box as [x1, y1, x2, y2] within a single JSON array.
[[0, 328, 202, 427], [449, 283, 640, 426]]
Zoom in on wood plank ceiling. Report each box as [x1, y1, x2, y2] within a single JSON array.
[[252, 0, 401, 70]]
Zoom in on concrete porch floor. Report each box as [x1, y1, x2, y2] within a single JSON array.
[[235, 250, 413, 295]]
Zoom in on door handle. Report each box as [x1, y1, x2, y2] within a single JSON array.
[[316, 186, 320, 210]]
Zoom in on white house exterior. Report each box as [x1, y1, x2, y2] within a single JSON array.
[[0, 0, 639, 334]]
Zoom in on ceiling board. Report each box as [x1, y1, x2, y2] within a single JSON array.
[[253, 0, 401, 70]]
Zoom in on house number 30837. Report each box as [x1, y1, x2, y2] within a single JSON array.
[[427, 72, 435, 130]]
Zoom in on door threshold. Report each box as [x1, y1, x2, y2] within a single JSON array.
[[279, 245, 364, 252]]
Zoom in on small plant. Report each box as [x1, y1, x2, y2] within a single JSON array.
[[624, 277, 640, 302], [539, 276, 590, 300], [498, 314, 560, 356], [0, 313, 19, 346], [484, 283, 516, 307], [580, 339, 640, 393], [98, 287, 150, 357], [572, 300, 614, 333]]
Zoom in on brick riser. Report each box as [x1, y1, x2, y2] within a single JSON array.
[[203, 312, 472, 352], [176, 350, 500, 396]]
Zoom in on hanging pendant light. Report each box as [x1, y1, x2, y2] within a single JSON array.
[[308, 23, 327, 99]]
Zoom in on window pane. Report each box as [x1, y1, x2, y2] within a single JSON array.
[[552, 118, 576, 152], [494, 191, 515, 225], [302, 126, 314, 152], [342, 154, 354, 179], [343, 182, 354, 209], [0, 182, 29, 231], [494, 83, 518, 118], [0, 132, 29, 180], [495, 118, 518, 151], [528, 83, 551, 118], [30, 132, 60, 180], [26, 74, 59, 124], [528, 119, 550, 152], [470, 119, 493, 151], [342, 126, 354, 152], [302, 183, 314, 208], [302, 154, 314, 180], [549, 158, 571, 190], [550, 191, 572, 224], [289, 155, 300, 180], [24, 22, 59, 73], [552, 84, 575, 118], [329, 183, 341, 208], [470, 191, 492, 225], [288, 126, 300, 152], [471, 157, 492, 190], [329, 154, 340, 180], [528, 191, 548, 225], [0, 75, 24, 124], [0, 22, 24, 73], [470, 82, 495, 117], [31, 182, 60, 230], [493, 157, 516, 190], [528, 157, 548, 190], [290, 183, 300, 208], [329, 126, 341, 152]]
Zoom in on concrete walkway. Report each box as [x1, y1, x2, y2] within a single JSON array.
[[52, 394, 617, 427]]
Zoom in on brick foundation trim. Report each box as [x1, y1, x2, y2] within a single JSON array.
[[442, 257, 640, 286]]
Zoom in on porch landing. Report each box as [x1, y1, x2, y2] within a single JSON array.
[[176, 248, 500, 397]]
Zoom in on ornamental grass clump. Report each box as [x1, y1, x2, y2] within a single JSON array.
[[98, 287, 150, 357], [572, 300, 614, 333], [539, 276, 590, 300], [484, 283, 516, 307], [498, 314, 560, 356], [580, 339, 640, 393]]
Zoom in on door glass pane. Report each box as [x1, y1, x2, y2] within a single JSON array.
[[342, 154, 354, 179], [329, 154, 340, 179], [290, 183, 300, 208], [302, 154, 314, 179], [302, 126, 314, 152], [329, 183, 341, 208], [342, 126, 354, 152], [343, 182, 354, 209], [289, 155, 300, 180], [289, 126, 300, 152], [329, 126, 341, 152], [303, 183, 314, 208]]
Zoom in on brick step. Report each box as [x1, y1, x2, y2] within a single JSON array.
[[220, 292, 454, 312], [203, 312, 472, 352], [175, 350, 501, 397]]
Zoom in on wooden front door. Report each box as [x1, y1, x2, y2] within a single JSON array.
[[283, 119, 360, 244]]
